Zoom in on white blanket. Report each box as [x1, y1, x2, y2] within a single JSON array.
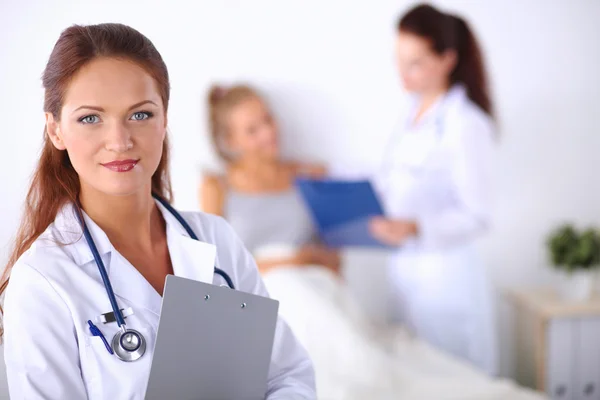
[[262, 266, 547, 400]]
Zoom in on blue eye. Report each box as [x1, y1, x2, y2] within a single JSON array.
[[131, 111, 153, 121], [79, 115, 100, 124]]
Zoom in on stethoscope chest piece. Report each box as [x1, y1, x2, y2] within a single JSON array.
[[112, 328, 146, 362]]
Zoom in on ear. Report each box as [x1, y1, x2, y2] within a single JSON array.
[[442, 49, 458, 74], [45, 113, 66, 150]]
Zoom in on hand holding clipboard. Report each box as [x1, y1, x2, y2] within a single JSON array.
[[295, 178, 393, 249]]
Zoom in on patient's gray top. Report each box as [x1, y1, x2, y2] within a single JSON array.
[[224, 187, 316, 254]]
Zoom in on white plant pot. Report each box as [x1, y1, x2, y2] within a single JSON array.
[[560, 270, 595, 302]]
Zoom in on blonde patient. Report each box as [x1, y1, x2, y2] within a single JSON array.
[[200, 85, 340, 274]]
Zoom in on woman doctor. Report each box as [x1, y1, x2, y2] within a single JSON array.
[[1, 23, 315, 399], [369, 4, 498, 375]]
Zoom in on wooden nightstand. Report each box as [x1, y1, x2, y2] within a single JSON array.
[[507, 287, 600, 400]]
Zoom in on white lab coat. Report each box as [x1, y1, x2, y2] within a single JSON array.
[[376, 84, 498, 375], [3, 200, 316, 399]]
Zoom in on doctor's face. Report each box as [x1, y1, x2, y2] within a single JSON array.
[[395, 31, 455, 94], [46, 57, 167, 197], [226, 97, 279, 161]]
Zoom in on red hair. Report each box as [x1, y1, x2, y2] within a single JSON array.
[[0, 23, 173, 335]]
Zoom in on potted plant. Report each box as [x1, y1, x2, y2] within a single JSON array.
[[546, 224, 600, 301]]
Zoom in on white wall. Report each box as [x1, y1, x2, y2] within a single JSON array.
[[1, 0, 599, 394]]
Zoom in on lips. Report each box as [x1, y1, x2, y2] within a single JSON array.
[[100, 159, 139, 172]]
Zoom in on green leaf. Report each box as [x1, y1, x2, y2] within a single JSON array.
[[545, 225, 600, 271]]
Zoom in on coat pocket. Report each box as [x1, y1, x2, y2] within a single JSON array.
[[82, 321, 155, 400]]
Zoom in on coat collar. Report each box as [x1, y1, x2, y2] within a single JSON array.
[[405, 84, 467, 128], [55, 200, 216, 316]]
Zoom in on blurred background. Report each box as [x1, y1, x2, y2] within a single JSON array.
[[1, 0, 599, 398]]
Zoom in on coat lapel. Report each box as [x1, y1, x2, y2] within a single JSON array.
[[158, 202, 216, 284], [107, 251, 163, 316]]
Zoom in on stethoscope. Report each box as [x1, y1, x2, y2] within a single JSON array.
[[76, 193, 235, 362]]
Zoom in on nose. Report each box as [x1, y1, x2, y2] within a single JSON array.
[[105, 122, 133, 153]]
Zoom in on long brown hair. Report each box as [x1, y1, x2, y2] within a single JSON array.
[[1, 23, 173, 332], [398, 4, 493, 117], [207, 84, 262, 161]]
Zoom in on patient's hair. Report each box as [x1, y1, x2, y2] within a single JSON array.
[[1, 23, 173, 337], [398, 3, 493, 117], [207, 84, 262, 161]]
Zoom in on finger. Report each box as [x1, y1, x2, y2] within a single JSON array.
[[369, 220, 384, 233]]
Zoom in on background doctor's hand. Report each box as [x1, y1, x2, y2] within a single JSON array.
[[369, 217, 418, 246]]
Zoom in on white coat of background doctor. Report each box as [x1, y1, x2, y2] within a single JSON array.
[[369, 4, 498, 375], [1, 23, 315, 399]]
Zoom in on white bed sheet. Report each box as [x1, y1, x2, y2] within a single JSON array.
[[262, 265, 547, 400]]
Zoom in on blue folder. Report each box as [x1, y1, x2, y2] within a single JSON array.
[[295, 178, 390, 248]]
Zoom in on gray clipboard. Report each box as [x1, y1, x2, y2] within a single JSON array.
[[145, 275, 280, 400]]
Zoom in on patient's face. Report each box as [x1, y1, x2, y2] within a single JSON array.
[[227, 97, 279, 161], [395, 31, 454, 94]]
